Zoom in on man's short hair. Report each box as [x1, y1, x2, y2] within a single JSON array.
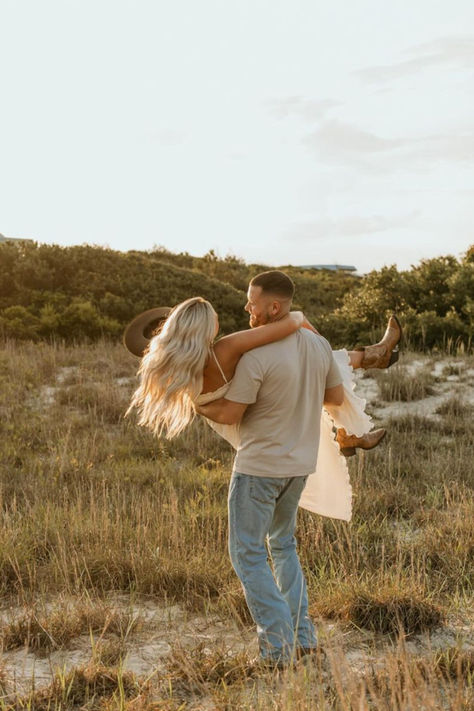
[[250, 270, 295, 300]]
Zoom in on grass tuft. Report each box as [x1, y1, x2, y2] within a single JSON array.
[[376, 367, 435, 401], [343, 593, 443, 635], [435, 396, 473, 418], [432, 646, 474, 681], [166, 641, 256, 689], [92, 637, 128, 666], [215, 585, 255, 626], [1, 601, 141, 652], [316, 585, 444, 635], [14, 663, 144, 711], [442, 362, 466, 377]]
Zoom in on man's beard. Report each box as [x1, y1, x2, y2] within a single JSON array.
[[249, 312, 271, 328]]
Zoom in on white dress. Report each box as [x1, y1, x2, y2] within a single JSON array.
[[196, 349, 372, 522]]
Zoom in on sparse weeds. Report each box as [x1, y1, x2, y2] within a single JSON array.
[[57, 381, 129, 424], [411, 503, 474, 593], [359, 649, 473, 711], [91, 637, 128, 666], [435, 396, 473, 418], [13, 663, 144, 711], [432, 646, 474, 681], [1, 600, 141, 652], [0, 663, 7, 695], [166, 641, 256, 690], [376, 366, 435, 401], [215, 584, 255, 626], [442, 362, 466, 378]]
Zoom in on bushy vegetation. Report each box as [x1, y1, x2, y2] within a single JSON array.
[[1, 241, 472, 349], [321, 247, 474, 350], [0, 242, 355, 344]]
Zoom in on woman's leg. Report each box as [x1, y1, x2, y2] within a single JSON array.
[[330, 349, 385, 457], [347, 315, 402, 370], [348, 350, 364, 369]]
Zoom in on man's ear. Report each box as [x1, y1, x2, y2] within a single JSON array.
[[270, 300, 280, 316]]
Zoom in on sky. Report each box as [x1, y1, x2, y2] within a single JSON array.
[[1, 0, 473, 274]]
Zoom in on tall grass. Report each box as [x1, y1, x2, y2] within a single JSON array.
[[375, 365, 435, 401], [1, 339, 473, 709]]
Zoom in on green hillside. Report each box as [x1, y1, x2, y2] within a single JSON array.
[[0, 242, 357, 342], [0, 241, 472, 350]]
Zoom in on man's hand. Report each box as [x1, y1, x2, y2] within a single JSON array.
[[196, 398, 248, 425]]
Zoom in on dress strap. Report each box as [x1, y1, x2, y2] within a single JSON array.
[[211, 347, 229, 384]]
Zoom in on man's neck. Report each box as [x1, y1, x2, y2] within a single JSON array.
[[268, 309, 290, 323]]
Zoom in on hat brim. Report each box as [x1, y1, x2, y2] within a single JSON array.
[[123, 306, 172, 358]]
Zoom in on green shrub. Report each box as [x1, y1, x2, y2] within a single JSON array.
[[2, 241, 473, 350]]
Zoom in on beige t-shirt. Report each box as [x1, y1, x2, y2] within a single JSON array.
[[225, 329, 342, 477]]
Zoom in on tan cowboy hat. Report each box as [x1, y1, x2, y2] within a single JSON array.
[[123, 306, 172, 358]]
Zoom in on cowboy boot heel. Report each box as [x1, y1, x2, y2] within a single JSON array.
[[340, 446, 356, 457], [388, 348, 399, 367]]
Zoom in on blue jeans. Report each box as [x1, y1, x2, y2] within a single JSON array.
[[228, 471, 317, 662]]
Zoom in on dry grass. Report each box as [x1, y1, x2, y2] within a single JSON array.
[[165, 641, 257, 691], [442, 362, 466, 378], [1, 599, 141, 652], [0, 664, 7, 696], [375, 365, 435, 401], [359, 650, 474, 711], [314, 583, 444, 635], [157, 641, 474, 711], [91, 637, 128, 667], [436, 396, 473, 418], [431, 647, 474, 681], [11, 663, 144, 710], [0, 339, 473, 710]]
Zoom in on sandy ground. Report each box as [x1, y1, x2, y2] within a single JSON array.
[[1, 595, 473, 699], [0, 598, 255, 697], [355, 355, 474, 420]]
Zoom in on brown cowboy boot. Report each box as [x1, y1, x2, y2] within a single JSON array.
[[357, 315, 402, 370], [336, 427, 386, 457]]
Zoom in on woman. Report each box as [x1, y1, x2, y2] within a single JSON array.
[[126, 297, 401, 521]]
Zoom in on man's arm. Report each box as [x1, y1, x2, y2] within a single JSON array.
[[196, 398, 248, 425], [322, 338, 344, 407]]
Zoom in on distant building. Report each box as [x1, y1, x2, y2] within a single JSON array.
[[298, 264, 357, 273]]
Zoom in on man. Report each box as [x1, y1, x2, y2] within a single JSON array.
[[196, 270, 343, 668]]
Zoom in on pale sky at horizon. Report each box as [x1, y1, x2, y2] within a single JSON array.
[[1, 0, 473, 274]]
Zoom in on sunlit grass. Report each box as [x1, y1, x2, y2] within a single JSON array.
[[375, 365, 435, 401], [1, 339, 473, 710]]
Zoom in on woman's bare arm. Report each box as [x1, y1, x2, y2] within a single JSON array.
[[217, 312, 304, 358], [301, 315, 320, 335]]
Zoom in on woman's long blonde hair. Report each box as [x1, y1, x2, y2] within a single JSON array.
[[126, 297, 217, 439]]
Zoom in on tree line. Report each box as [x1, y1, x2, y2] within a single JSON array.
[[0, 241, 472, 350]]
